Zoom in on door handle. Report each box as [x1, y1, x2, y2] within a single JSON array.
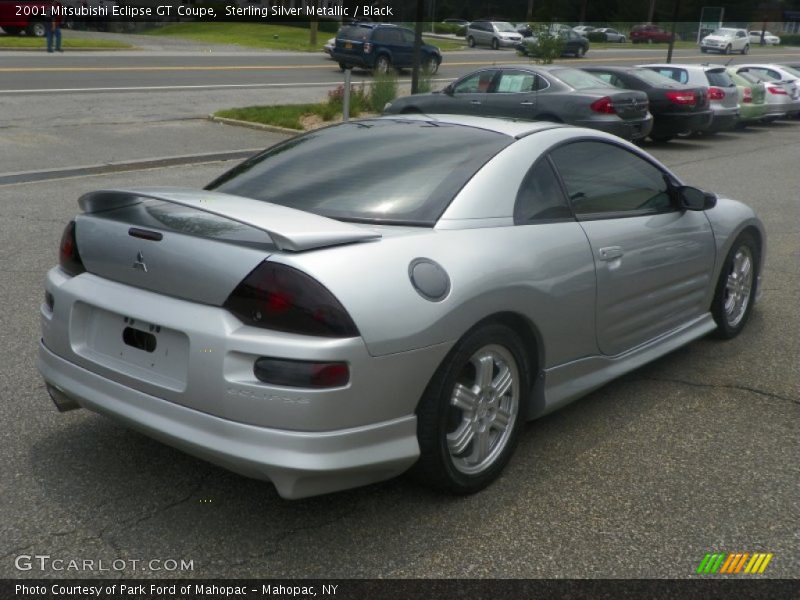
[[470, 100, 482, 105], [520, 101, 535, 106], [598, 246, 624, 261]]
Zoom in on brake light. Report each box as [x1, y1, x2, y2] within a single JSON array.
[[666, 90, 697, 106], [58, 220, 85, 276], [254, 357, 349, 389], [742, 87, 752, 103], [767, 85, 788, 95], [590, 96, 616, 114], [223, 262, 359, 338], [708, 87, 725, 101], [364, 42, 372, 54]]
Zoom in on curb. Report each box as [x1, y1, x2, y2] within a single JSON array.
[[209, 115, 300, 135], [0, 45, 137, 52]]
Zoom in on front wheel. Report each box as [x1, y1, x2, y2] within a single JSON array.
[[27, 21, 47, 37], [467, 36, 475, 48], [338, 62, 348, 72], [619, 37, 626, 43], [742, 44, 749, 55], [724, 44, 732, 55], [491, 37, 499, 50], [411, 324, 530, 494], [711, 233, 759, 339], [422, 55, 439, 75]]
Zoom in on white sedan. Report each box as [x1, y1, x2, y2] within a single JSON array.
[[748, 31, 781, 45]]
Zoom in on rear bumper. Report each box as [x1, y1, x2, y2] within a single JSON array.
[[330, 51, 372, 69], [573, 114, 653, 141], [652, 110, 713, 135], [703, 109, 740, 132], [738, 103, 767, 122], [38, 342, 420, 499]]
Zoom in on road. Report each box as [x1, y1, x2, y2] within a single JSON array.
[[0, 37, 798, 579]]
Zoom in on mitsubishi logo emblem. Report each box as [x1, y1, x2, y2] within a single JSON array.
[[133, 251, 148, 272]]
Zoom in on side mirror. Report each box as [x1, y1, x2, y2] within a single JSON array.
[[677, 185, 716, 211], [443, 83, 454, 95]]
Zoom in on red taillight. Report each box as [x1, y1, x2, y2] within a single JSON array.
[[666, 90, 697, 106], [363, 42, 372, 54], [708, 86, 725, 101], [254, 357, 350, 389], [223, 262, 359, 338], [742, 87, 752, 103], [59, 220, 85, 276], [590, 96, 615, 114], [767, 86, 788, 95]]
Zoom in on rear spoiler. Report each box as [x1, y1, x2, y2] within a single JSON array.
[[78, 187, 381, 252]]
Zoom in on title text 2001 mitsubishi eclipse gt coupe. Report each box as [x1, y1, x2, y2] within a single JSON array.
[[38, 116, 765, 499]]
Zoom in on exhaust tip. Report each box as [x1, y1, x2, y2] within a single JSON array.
[[46, 383, 82, 412]]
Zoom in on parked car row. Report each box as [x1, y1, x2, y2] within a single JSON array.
[[383, 62, 800, 143]]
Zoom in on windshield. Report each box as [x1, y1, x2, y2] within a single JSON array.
[[553, 68, 614, 90], [206, 120, 513, 226], [493, 22, 517, 32], [711, 28, 737, 36]]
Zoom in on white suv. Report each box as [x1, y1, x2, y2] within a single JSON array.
[[700, 28, 750, 55]]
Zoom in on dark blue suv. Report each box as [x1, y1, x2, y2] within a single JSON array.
[[332, 23, 441, 75]]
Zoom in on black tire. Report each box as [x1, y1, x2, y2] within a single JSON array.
[[491, 37, 499, 50], [338, 62, 347, 72], [724, 44, 732, 55], [27, 21, 47, 37], [411, 323, 531, 494], [619, 37, 626, 43], [576, 46, 586, 57], [422, 55, 439, 75], [742, 44, 749, 55], [374, 54, 391, 75], [649, 134, 674, 143], [467, 36, 475, 48], [710, 233, 760, 339]]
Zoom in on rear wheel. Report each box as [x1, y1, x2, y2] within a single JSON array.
[[467, 36, 475, 48], [338, 62, 347, 72], [711, 233, 759, 339], [491, 37, 499, 50], [412, 324, 529, 494], [374, 54, 391, 75], [576, 46, 586, 57]]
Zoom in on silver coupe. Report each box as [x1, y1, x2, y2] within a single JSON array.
[[38, 116, 765, 499]]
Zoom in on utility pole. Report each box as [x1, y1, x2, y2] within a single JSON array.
[[411, 0, 424, 94], [666, 0, 681, 63], [647, 0, 656, 23], [527, 0, 534, 21], [309, 1, 318, 47]]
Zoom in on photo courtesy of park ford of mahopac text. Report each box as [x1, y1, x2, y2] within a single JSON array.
[[2, 0, 800, 598]]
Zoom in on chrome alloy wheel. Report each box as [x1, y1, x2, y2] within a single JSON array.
[[723, 246, 754, 328], [446, 344, 519, 475]]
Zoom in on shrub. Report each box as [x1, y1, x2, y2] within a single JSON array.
[[369, 71, 398, 113], [779, 34, 800, 46], [327, 83, 367, 117], [586, 31, 608, 42], [416, 74, 432, 94], [433, 23, 467, 36], [518, 31, 565, 64]]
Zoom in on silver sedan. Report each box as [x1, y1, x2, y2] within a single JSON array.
[[38, 116, 765, 499]]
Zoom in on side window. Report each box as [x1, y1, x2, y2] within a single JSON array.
[[382, 29, 403, 44], [400, 29, 416, 44], [453, 70, 497, 93], [495, 70, 537, 93], [514, 158, 573, 223], [549, 141, 673, 217], [591, 72, 623, 87]]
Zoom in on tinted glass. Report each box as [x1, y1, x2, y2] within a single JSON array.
[[550, 142, 673, 217], [552, 68, 613, 90], [493, 22, 516, 32], [705, 69, 735, 87], [633, 68, 681, 86], [454, 70, 497, 93], [514, 159, 572, 223], [338, 26, 370, 41], [400, 29, 416, 44], [207, 120, 513, 226], [650, 67, 688, 84]]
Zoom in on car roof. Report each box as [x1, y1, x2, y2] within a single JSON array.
[[374, 114, 566, 138], [642, 63, 726, 72]]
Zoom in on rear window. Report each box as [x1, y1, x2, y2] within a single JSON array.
[[633, 68, 683, 86], [705, 69, 735, 87], [553, 68, 614, 90], [337, 26, 371, 41], [206, 120, 513, 226]]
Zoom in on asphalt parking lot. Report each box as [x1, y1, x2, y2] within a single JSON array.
[[1, 114, 797, 579]]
